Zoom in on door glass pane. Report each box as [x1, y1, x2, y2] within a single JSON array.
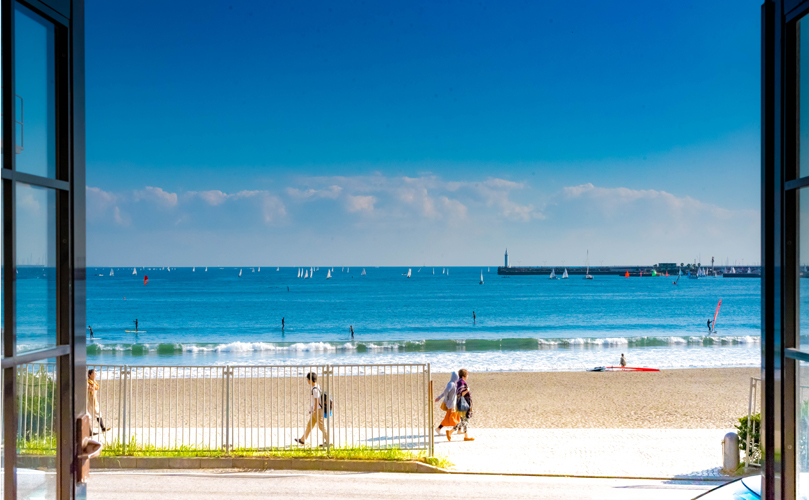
[[16, 360, 57, 500], [16, 183, 56, 354], [800, 360, 809, 498], [14, 3, 56, 178]]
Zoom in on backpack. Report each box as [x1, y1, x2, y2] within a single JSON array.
[[313, 386, 334, 418]]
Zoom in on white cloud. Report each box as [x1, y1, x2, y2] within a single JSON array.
[[286, 185, 343, 200], [134, 186, 178, 208], [346, 195, 376, 213], [198, 190, 229, 206]]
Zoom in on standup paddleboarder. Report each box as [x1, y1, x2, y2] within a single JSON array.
[[134, 319, 138, 332], [282, 317, 285, 331], [87, 325, 94, 339], [473, 311, 476, 324], [350, 325, 354, 339]]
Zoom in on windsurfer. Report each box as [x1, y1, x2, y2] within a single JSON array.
[[707, 319, 712, 333]]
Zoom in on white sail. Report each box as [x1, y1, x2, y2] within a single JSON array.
[[443, 268, 445, 274], [192, 267, 195, 272], [167, 267, 171, 272], [549, 269, 556, 279], [562, 269, 568, 279], [132, 267, 137, 276], [407, 268, 412, 278], [347, 267, 350, 272], [277, 267, 279, 271], [239, 269, 242, 277], [480, 271, 484, 285], [258, 267, 260, 272], [433, 268, 435, 274], [447, 268, 449, 276], [304, 270, 309, 279], [361, 268, 366, 275], [584, 250, 594, 280], [205, 267, 208, 272], [110, 269, 114, 276], [327, 269, 332, 279]]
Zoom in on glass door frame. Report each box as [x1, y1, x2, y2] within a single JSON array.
[[1, 0, 85, 498]]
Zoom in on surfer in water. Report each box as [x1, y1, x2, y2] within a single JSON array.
[[620, 353, 626, 367], [350, 325, 354, 339]]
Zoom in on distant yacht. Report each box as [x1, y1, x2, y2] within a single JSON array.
[[110, 269, 114, 276], [192, 267, 195, 272], [238, 269, 242, 277], [304, 270, 309, 279], [562, 269, 568, 279], [205, 267, 208, 272], [405, 268, 412, 278], [584, 250, 594, 280], [327, 269, 332, 279], [277, 267, 280, 271], [549, 269, 558, 279], [258, 267, 260, 272], [132, 267, 137, 276], [361, 268, 366, 275], [479, 271, 484, 285]]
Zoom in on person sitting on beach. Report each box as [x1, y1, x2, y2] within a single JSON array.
[[435, 372, 460, 441], [295, 372, 328, 447], [620, 353, 627, 367], [454, 369, 474, 442]]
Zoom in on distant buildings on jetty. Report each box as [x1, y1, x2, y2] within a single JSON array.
[[498, 250, 761, 277]]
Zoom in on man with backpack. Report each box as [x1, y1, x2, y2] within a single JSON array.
[[295, 372, 329, 446]]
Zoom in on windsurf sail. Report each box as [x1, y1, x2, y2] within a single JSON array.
[[625, 271, 629, 278], [143, 275, 149, 285], [712, 299, 722, 333]]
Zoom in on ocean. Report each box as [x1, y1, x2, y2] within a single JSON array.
[[18, 266, 764, 372]]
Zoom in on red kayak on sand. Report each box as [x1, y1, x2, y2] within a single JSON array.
[[588, 366, 660, 372]]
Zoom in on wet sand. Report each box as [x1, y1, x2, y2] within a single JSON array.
[[434, 367, 759, 429]]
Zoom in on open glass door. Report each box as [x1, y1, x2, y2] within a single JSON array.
[[2, 0, 86, 499]]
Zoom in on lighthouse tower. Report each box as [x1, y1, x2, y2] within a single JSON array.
[[505, 249, 509, 268]]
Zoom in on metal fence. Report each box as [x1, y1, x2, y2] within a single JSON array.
[[18, 363, 433, 455]]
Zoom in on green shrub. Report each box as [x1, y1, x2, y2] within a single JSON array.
[[735, 412, 761, 465]]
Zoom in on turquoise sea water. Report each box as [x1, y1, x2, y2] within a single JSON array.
[[17, 266, 763, 372]]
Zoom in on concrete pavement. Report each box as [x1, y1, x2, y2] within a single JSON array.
[[86, 469, 723, 500]]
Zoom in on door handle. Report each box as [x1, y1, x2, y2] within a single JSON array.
[[78, 438, 103, 460], [76, 413, 103, 483]]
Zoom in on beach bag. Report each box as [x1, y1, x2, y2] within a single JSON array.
[[440, 401, 449, 412], [457, 396, 470, 412]]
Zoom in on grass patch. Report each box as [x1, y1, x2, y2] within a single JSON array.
[[78, 438, 452, 467], [17, 436, 453, 469]]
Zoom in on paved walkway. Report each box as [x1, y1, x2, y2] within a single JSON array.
[[86, 470, 721, 500], [435, 428, 733, 478]]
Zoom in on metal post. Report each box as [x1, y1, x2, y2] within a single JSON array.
[[428, 363, 433, 456], [225, 366, 232, 451]]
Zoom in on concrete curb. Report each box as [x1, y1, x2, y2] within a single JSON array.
[[17, 455, 446, 474]]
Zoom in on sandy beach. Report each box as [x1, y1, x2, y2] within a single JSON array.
[[435, 367, 759, 429]]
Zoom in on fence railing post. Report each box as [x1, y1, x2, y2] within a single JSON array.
[[427, 363, 433, 457], [325, 365, 332, 456], [121, 366, 131, 454]]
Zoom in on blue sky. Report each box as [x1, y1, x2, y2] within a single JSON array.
[[78, 0, 761, 267]]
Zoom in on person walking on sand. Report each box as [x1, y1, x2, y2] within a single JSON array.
[[295, 372, 329, 447], [350, 325, 354, 339], [620, 353, 627, 367], [434, 372, 460, 441], [87, 369, 110, 434], [454, 369, 475, 441]]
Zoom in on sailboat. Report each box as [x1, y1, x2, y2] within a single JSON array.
[[447, 268, 449, 276], [258, 267, 260, 272], [361, 268, 366, 276], [433, 268, 435, 274], [443, 268, 445, 274], [167, 267, 171, 272], [110, 269, 114, 276], [327, 269, 332, 279], [205, 267, 208, 272], [347, 267, 350, 273], [297, 268, 301, 278], [132, 267, 137, 276], [238, 269, 242, 277], [479, 271, 484, 285], [192, 267, 195, 272], [584, 250, 594, 280], [549, 269, 558, 279], [304, 270, 309, 279], [562, 269, 569, 279], [277, 267, 280, 271]]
